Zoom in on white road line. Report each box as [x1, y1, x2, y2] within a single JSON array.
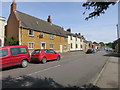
[[27, 65, 61, 76]]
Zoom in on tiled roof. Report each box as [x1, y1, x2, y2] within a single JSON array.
[[15, 10, 67, 37]]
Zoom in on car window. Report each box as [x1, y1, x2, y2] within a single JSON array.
[[44, 50, 48, 53], [48, 50, 55, 53], [0, 49, 8, 57], [11, 47, 27, 55], [32, 50, 41, 53]]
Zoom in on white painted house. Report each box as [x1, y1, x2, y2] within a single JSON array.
[[66, 29, 84, 51], [0, 17, 5, 47]]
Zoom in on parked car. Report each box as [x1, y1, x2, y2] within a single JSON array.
[[0, 45, 30, 69], [31, 49, 61, 63], [86, 49, 95, 54]]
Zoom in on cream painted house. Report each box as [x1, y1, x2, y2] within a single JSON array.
[[66, 29, 85, 51], [0, 16, 5, 47]]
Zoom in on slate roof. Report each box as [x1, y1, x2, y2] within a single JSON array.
[[15, 10, 67, 37]]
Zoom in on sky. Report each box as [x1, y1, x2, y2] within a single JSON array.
[[1, 0, 118, 43]]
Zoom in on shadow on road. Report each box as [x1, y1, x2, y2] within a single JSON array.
[[2, 75, 100, 89], [103, 53, 120, 57]]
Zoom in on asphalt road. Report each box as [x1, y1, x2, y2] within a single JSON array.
[[1, 51, 109, 88]]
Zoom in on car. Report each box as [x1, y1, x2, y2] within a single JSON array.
[[0, 45, 30, 69], [86, 49, 95, 54], [31, 49, 61, 63]]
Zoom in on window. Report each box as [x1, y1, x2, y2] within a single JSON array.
[[11, 48, 27, 55], [64, 44, 67, 49], [29, 30, 34, 36], [0, 49, 8, 57], [81, 45, 83, 48], [32, 50, 41, 53], [39, 32, 44, 38], [71, 36, 72, 40], [71, 43, 72, 49], [50, 44, 54, 49], [28, 42, 34, 49], [50, 34, 54, 39], [76, 44, 78, 48], [80, 39, 82, 42]]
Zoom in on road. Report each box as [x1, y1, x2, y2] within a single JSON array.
[[1, 51, 109, 88]]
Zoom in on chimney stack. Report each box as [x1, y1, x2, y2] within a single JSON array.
[[11, 0, 16, 13], [78, 33, 81, 36], [47, 15, 52, 24], [67, 28, 71, 33]]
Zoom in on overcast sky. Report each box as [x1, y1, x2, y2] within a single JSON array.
[[1, 1, 118, 43]]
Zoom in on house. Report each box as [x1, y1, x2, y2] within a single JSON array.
[[66, 28, 85, 51], [6, 1, 68, 53], [0, 16, 5, 47]]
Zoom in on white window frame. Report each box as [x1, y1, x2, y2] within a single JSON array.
[[50, 34, 54, 39], [50, 44, 54, 49], [29, 30, 34, 37], [41, 42, 46, 49], [28, 42, 34, 49]]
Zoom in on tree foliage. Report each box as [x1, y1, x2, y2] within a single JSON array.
[[82, 0, 117, 20], [4, 37, 19, 46]]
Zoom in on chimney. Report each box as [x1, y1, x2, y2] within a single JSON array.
[[47, 15, 52, 24], [11, 0, 16, 13], [75, 33, 78, 36], [67, 28, 71, 33], [78, 33, 81, 36]]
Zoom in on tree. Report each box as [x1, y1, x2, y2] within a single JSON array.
[[4, 37, 19, 46], [82, 0, 117, 20]]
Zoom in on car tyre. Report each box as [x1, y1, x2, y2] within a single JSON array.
[[42, 57, 47, 64], [21, 60, 28, 68], [57, 56, 61, 61]]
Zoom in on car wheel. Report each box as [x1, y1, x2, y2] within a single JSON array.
[[21, 60, 28, 68], [57, 56, 61, 61], [42, 57, 47, 64]]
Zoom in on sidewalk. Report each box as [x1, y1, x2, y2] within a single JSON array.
[[60, 51, 85, 58], [94, 54, 119, 88]]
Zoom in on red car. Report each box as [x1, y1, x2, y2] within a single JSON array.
[[31, 49, 61, 63], [0, 45, 30, 69]]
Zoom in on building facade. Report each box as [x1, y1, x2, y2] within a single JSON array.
[[0, 16, 5, 47], [6, 1, 68, 53]]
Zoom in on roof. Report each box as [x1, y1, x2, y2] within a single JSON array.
[[15, 10, 67, 37]]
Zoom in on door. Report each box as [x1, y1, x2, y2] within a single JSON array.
[[60, 45, 62, 53], [41, 42, 46, 49]]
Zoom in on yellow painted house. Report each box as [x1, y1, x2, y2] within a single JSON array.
[[6, 1, 68, 53]]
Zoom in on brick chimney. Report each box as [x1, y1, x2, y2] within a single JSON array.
[[47, 15, 52, 24], [67, 28, 71, 33], [11, 0, 16, 13]]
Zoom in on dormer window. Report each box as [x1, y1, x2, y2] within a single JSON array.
[[50, 34, 54, 39], [29, 30, 34, 36]]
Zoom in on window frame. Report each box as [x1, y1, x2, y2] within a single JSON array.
[[29, 30, 34, 37], [28, 42, 34, 49]]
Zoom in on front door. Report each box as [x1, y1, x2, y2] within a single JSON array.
[[60, 45, 62, 53], [41, 42, 46, 49]]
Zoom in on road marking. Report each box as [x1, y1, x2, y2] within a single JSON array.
[[27, 65, 61, 76]]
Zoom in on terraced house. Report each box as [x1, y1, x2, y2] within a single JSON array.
[[6, 1, 68, 53]]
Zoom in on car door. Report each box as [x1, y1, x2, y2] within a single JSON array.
[[0, 48, 12, 68], [48, 50, 57, 60]]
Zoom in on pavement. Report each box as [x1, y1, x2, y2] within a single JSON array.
[[93, 53, 119, 88]]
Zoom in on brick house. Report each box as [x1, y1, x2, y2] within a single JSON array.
[[6, 1, 68, 53]]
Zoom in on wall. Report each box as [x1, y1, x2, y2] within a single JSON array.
[[0, 17, 5, 47], [20, 28, 68, 53]]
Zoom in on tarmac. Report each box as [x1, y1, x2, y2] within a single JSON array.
[[61, 51, 120, 89]]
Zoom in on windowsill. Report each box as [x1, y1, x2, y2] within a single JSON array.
[[29, 35, 34, 37], [28, 48, 34, 50]]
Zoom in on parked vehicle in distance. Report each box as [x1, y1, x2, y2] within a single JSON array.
[[86, 49, 95, 54], [0, 45, 30, 69], [31, 49, 61, 63]]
